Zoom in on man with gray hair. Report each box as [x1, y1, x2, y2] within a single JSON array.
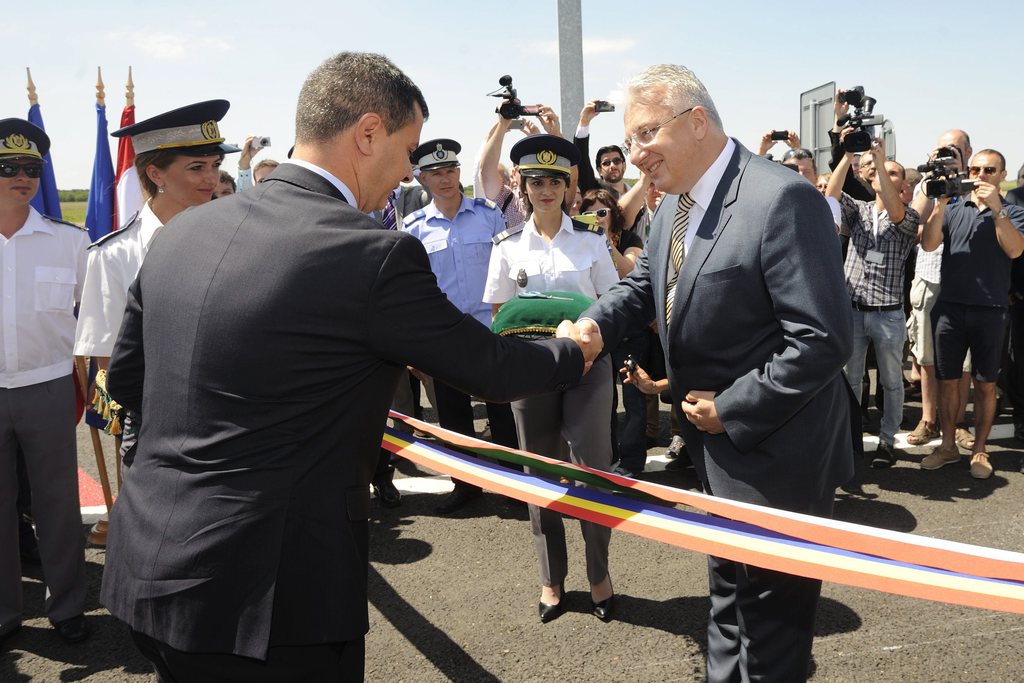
[[573, 63, 853, 682], [100, 52, 596, 681]]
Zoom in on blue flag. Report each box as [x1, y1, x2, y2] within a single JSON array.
[[85, 102, 115, 242], [27, 103, 62, 219]]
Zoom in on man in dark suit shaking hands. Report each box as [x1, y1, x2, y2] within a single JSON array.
[[101, 52, 597, 682], [574, 65, 854, 682]]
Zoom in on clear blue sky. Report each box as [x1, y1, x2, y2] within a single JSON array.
[[6, 0, 1023, 189]]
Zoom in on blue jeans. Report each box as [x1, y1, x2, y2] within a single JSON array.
[[845, 308, 906, 445]]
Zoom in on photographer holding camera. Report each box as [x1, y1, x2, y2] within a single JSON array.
[[236, 134, 275, 191], [919, 149, 1024, 479], [828, 87, 876, 202], [826, 134, 920, 468], [756, 128, 801, 158]]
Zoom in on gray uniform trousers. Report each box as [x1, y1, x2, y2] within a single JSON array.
[[511, 354, 613, 588], [0, 375, 86, 629]]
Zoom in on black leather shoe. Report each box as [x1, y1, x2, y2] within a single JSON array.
[[539, 583, 565, 623], [434, 483, 481, 514], [591, 594, 615, 622], [371, 477, 401, 508], [50, 614, 89, 644], [612, 464, 641, 478]]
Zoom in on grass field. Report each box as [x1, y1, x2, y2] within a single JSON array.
[[60, 201, 87, 226]]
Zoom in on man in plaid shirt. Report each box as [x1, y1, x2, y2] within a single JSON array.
[[827, 134, 920, 467]]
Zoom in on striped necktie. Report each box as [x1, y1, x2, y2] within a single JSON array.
[[382, 193, 398, 230], [665, 193, 695, 321]]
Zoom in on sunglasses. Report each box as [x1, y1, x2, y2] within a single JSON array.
[[968, 166, 999, 176], [583, 208, 611, 218], [600, 158, 624, 167], [0, 161, 43, 179]]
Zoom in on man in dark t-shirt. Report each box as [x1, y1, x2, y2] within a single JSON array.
[[919, 149, 1024, 478]]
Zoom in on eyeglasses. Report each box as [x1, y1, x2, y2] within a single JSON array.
[[582, 208, 611, 218], [600, 158, 624, 167], [968, 166, 999, 176], [0, 161, 43, 179], [623, 106, 695, 153]]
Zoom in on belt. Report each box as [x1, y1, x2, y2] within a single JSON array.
[[852, 302, 902, 312]]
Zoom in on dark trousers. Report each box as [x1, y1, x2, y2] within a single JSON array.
[[131, 629, 365, 683], [706, 495, 834, 683], [610, 333, 651, 471], [1001, 301, 1024, 419], [433, 380, 519, 493]]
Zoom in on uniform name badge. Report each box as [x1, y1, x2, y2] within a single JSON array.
[[865, 250, 884, 265]]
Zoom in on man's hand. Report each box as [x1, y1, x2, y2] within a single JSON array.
[[786, 131, 801, 149], [520, 119, 541, 136], [975, 180, 1003, 213], [681, 390, 724, 434], [757, 131, 775, 156], [579, 100, 599, 127], [837, 126, 858, 157], [557, 319, 603, 371], [868, 137, 886, 167], [833, 89, 850, 129], [620, 363, 665, 395], [536, 104, 562, 137]]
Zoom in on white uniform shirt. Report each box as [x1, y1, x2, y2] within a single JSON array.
[[0, 207, 89, 388], [483, 213, 618, 304], [74, 203, 164, 358]]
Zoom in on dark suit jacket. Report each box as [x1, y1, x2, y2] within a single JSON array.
[[582, 142, 854, 510], [1006, 186, 1024, 208], [101, 164, 583, 659]]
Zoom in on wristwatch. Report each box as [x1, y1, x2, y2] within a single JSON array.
[[997, 207, 1010, 220]]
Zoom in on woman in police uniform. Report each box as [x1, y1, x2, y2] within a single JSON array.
[[482, 134, 619, 623], [74, 100, 239, 466]]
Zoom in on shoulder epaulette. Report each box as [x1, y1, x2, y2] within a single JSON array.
[[493, 222, 526, 245], [473, 196, 498, 211], [402, 208, 427, 227], [571, 218, 604, 235], [89, 211, 141, 249], [43, 215, 87, 232]]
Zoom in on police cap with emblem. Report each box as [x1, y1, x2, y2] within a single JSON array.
[[0, 118, 50, 159], [112, 100, 240, 156], [510, 134, 579, 178], [411, 138, 461, 172]]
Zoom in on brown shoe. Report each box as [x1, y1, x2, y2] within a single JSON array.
[[906, 420, 940, 445], [955, 427, 975, 450], [969, 452, 993, 479], [921, 444, 961, 470]]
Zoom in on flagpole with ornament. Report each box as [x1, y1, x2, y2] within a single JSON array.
[[81, 67, 117, 547], [114, 67, 142, 230]]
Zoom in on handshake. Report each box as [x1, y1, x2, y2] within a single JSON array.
[[555, 319, 604, 372]]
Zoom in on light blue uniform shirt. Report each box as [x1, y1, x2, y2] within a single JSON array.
[[403, 195, 507, 327]]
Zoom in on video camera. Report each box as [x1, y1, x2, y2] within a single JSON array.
[[489, 75, 540, 120], [917, 146, 975, 199], [836, 86, 885, 153]]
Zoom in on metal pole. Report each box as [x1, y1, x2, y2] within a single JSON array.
[[556, 0, 584, 137]]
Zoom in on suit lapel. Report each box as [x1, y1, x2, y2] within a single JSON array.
[[667, 142, 749, 339]]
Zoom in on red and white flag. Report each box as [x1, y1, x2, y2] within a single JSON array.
[[114, 104, 142, 229]]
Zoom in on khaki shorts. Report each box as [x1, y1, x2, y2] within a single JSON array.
[[907, 277, 970, 371]]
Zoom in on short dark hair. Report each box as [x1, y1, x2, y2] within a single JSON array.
[[295, 52, 429, 143], [974, 148, 1006, 171], [218, 170, 236, 191], [595, 145, 625, 168], [579, 188, 625, 233]]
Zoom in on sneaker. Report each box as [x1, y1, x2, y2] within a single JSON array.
[[871, 442, 897, 468], [666, 435, 685, 460], [921, 444, 961, 470], [954, 427, 975, 450], [969, 452, 993, 479], [905, 420, 940, 446]]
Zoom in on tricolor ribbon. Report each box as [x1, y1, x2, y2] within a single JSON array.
[[383, 411, 1024, 615]]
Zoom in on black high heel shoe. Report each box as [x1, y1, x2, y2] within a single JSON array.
[[538, 583, 565, 623], [591, 578, 615, 622]]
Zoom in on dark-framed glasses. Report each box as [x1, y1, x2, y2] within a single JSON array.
[[0, 161, 43, 179], [623, 106, 695, 153], [600, 158, 624, 167]]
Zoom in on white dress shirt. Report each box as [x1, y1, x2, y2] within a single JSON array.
[[281, 160, 357, 207], [483, 213, 618, 304], [0, 207, 89, 388], [74, 203, 163, 358]]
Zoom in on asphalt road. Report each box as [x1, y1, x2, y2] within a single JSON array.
[[4, 390, 1024, 682]]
